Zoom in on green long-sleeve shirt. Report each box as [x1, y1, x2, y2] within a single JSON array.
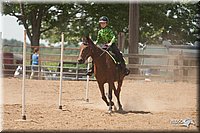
[[96, 27, 116, 45]]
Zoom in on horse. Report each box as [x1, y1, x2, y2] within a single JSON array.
[[78, 36, 126, 113]]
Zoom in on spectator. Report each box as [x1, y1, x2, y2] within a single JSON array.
[[30, 47, 39, 79]]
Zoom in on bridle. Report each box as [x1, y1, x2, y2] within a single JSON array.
[[81, 39, 110, 61]]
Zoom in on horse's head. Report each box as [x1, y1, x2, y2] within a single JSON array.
[[78, 36, 94, 64]]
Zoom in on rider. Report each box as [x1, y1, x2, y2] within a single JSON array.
[[87, 16, 130, 76]]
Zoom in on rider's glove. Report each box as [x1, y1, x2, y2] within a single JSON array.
[[107, 42, 112, 46]]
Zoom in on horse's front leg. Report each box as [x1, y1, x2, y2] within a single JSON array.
[[108, 83, 115, 113], [97, 82, 109, 106]]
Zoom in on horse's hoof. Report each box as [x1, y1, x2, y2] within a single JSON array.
[[111, 101, 114, 106], [114, 105, 117, 111], [108, 110, 112, 114], [118, 107, 123, 111]]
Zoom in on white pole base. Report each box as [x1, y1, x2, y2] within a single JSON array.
[[59, 105, 62, 110], [86, 99, 89, 102]]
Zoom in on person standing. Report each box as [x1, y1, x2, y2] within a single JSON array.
[[30, 47, 39, 79]]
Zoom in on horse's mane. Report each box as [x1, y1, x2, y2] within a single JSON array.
[[86, 37, 117, 63], [86, 36, 105, 52], [86, 36, 94, 46]]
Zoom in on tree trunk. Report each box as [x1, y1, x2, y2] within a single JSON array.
[[30, 7, 42, 47], [128, 2, 139, 74], [20, 4, 42, 47], [28, 6, 43, 65], [31, 32, 40, 47]]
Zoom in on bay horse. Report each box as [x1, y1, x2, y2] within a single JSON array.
[[78, 36, 126, 113]]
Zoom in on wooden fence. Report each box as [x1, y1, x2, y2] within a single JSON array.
[[124, 50, 199, 83], [1, 45, 199, 82], [1, 45, 89, 80]]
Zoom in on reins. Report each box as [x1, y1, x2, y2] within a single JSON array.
[[99, 46, 110, 57]]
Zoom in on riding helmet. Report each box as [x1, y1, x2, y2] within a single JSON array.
[[99, 16, 109, 23]]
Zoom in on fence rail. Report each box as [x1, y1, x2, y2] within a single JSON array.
[[2, 44, 199, 82], [124, 51, 199, 83]]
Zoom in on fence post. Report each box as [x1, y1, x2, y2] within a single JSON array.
[[76, 62, 79, 80], [0, 32, 1, 46], [118, 32, 125, 52], [183, 55, 189, 82], [38, 48, 42, 80], [178, 50, 184, 82]]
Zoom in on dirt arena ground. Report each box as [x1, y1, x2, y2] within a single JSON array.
[[1, 77, 199, 132]]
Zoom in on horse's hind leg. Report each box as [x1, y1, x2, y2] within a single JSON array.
[[114, 80, 123, 111], [108, 83, 115, 113]]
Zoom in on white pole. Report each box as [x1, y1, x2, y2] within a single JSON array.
[[59, 32, 64, 109], [85, 57, 90, 102], [22, 30, 26, 120]]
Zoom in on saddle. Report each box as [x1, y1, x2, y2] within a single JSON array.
[[101, 45, 121, 65], [100, 44, 130, 76], [106, 50, 120, 64]]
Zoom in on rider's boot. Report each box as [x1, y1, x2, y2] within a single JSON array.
[[124, 67, 130, 76], [120, 60, 130, 76]]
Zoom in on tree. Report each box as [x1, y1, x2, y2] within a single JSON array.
[[193, 1, 200, 44], [41, 3, 129, 44], [43, 2, 197, 45], [2, 2, 80, 47], [2, 2, 198, 47], [129, 3, 139, 74]]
